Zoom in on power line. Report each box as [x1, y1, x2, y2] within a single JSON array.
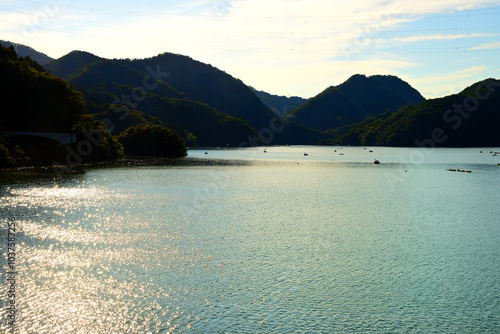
[[1, 4, 499, 57], [1, 15, 499, 54], [1, 9, 499, 39], [3, 3, 500, 22]]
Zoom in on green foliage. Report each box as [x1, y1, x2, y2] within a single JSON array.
[[0, 144, 14, 167], [118, 124, 187, 158], [155, 98, 259, 147], [337, 79, 500, 147], [184, 132, 197, 147], [82, 83, 260, 146], [290, 74, 425, 131], [120, 53, 277, 130], [0, 46, 124, 165], [44, 49, 326, 146], [0, 44, 85, 132], [0, 142, 30, 168], [66, 61, 184, 100], [80, 130, 124, 162], [44, 50, 103, 78], [58, 60, 259, 146]]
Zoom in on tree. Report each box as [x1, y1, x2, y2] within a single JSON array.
[[118, 124, 187, 158]]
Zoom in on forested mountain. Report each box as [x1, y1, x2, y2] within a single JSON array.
[[336, 78, 500, 147], [3, 41, 498, 149], [43, 52, 257, 146], [46, 51, 324, 146], [0, 44, 123, 166], [290, 74, 425, 131], [0, 46, 84, 132], [251, 87, 309, 117], [0, 40, 53, 65], [65, 60, 184, 99], [45, 50, 105, 79]]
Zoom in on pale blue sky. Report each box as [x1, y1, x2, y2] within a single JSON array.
[[1, 0, 500, 98]]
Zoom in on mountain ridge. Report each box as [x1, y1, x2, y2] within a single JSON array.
[[5, 41, 497, 148], [45, 50, 105, 78], [250, 87, 309, 117], [0, 40, 54, 65], [336, 78, 500, 147], [290, 74, 425, 131], [45, 50, 325, 145]]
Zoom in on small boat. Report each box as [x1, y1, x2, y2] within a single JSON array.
[[204, 151, 208, 154], [457, 169, 471, 173], [446, 169, 457, 172], [369, 150, 373, 153], [497, 163, 500, 166], [304, 153, 308, 156], [374, 159, 380, 164], [263, 149, 267, 153], [339, 153, 344, 155]]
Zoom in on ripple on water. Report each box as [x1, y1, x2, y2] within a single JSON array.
[[1, 153, 499, 333]]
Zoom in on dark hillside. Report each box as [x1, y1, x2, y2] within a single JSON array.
[[337, 78, 500, 147], [290, 74, 425, 131]]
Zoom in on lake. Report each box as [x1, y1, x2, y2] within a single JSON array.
[[1, 146, 499, 333]]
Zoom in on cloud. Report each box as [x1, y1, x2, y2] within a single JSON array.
[[230, 58, 418, 98], [3, 0, 500, 97], [170, 0, 237, 16], [391, 0, 500, 15], [408, 66, 490, 98], [470, 41, 500, 50], [393, 33, 497, 43]]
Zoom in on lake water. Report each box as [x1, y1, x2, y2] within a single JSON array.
[[1, 146, 499, 333]]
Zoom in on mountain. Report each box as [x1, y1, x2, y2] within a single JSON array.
[[0, 44, 123, 165], [251, 87, 309, 117], [0, 40, 53, 65], [0, 45, 83, 132], [44, 52, 260, 146], [337, 78, 500, 147], [65, 60, 184, 99], [46, 51, 324, 146], [45, 50, 105, 78], [121, 53, 282, 130], [290, 74, 425, 131]]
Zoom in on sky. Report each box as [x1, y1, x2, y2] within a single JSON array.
[[1, 0, 500, 99]]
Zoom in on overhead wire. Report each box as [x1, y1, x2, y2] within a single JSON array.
[[1, 4, 499, 55], [14, 1, 500, 20]]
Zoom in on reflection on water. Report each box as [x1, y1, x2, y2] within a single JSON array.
[[1, 147, 499, 333]]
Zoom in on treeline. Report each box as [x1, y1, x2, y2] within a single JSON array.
[[289, 74, 426, 131], [0, 45, 187, 168], [2, 40, 499, 167], [0, 45, 84, 132], [331, 79, 500, 147], [45, 50, 325, 146]]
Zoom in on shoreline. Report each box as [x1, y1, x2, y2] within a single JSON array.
[[2, 146, 499, 175]]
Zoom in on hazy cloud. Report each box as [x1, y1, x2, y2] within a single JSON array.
[[1, 0, 499, 97], [393, 33, 497, 43], [470, 41, 500, 50]]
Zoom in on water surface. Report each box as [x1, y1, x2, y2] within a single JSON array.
[[1, 147, 499, 333]]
